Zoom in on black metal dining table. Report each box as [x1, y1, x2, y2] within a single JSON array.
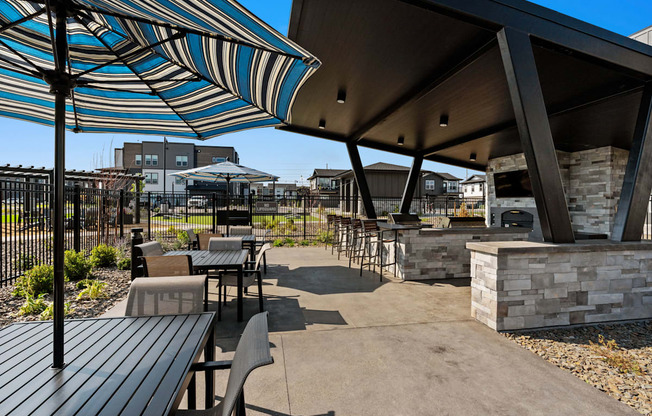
[[165, 249, 249, 321], [0, 312, 216, 415]]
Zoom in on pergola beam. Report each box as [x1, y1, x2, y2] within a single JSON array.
[[400, 0, 652, 78], [348, 39, 497, 143], [400, 155, 423, 214], [346, 142, 376, 219], [498, 27, 575, 243], [612, 82, 652, 241]]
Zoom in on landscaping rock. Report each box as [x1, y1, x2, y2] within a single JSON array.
[[504, 321, 652, 415], [0, 267, 130, 328]]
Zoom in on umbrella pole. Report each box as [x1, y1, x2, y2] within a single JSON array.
[[226, 176, 230, 236], [51, 8, 69, 369]]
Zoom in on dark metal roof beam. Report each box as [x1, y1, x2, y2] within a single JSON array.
[[399, 0, 652, 78], [348, 38, 497, 143]]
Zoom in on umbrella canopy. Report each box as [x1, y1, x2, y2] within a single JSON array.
[[170, 160, 278, 183], [0, 0, 319, 368], [0, 0, 320, 137]]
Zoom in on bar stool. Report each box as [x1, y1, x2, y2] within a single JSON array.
[[331, 215, 342, 255], [336, 217, 352, 261], [348, 218, 363, 268], [326, 214, 336, 251], [359, 219, 397, 281]]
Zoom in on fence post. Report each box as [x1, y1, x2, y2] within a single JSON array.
[[0, 182, 3, 283], [185, 189, 189, 223], [445, 198, 449, 217], [212, 193, 217, 233], [130, 227, 144, 281], [248, 193, 253, 225], [73, 183, 81, 252], [119, 190, 124, 239], [147, 192, 152, 240], [303, 195, 307, 240], [135, 190, 140, 224]]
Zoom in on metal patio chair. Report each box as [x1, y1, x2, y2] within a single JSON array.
[[197, 233, 224, 250], [175, 312, 273, 416], [124, 275, 205, 317], [228, 225, 253, 236], [143, 255, 193, 277], [216, 244, 271, 321], [185, 228, 199, 250]]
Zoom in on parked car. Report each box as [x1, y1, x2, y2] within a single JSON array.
[[188, 195, 207, 208]]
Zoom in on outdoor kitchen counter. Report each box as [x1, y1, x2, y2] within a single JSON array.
[[386, 226, 530, 280], [466, 240, 652, 331]]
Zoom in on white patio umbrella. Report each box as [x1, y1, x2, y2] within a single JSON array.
[[170, 161, 279, 233]]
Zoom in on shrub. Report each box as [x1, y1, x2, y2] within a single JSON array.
[[176, 229, 190, 246], [40, 302, 72, 321], [77, 280, 108, 300], [117, 257, 131, 270], [588, 334, 643, 375], [64, 250, 92, 281], [272, 238, 284, 247], [76, 278, 94, 290], [300, 240, 310, 246], [13, 265, 55, 297], [18, 294, 48, 316], [317, 230, 334, 245], [283, 238, 296, 247], [90, 244, 118, 268], [18, 254, 37, 271]]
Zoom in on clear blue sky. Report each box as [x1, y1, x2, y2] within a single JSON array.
[[1, 0, 650, 184]]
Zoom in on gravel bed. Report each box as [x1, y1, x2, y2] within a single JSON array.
[[503, 321, 652, 415], [0, 267, 130, 328]]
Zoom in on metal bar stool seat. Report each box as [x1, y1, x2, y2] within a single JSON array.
[[359, 219, 396, 281], [336, 217, 352, 261]]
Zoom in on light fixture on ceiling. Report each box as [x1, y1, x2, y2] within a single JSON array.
[[440, 115, 449, 127], [397, 135, 405, 146], [318, 119, 326, 129], [337, 89, 346, 104], [469, 152, 477, 162]]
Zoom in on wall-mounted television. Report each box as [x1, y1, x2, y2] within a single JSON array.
[[494, 170, 533, 198]]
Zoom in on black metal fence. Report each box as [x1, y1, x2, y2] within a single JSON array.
[[1, 180, 486, 285]]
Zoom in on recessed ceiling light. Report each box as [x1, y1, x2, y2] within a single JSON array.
[[318, 119, 326, 129], [337, 89, 346, 104], [440, 115, 449, 127], [469, 152, 477, 162], [397, 135, 405, 146]]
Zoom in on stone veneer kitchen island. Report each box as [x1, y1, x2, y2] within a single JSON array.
[[468, 241, 652, 330], [382, 226, 529, 280]]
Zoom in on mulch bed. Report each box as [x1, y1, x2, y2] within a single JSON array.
[[504, 321, 652, 415], [0, 267, 131, 328]]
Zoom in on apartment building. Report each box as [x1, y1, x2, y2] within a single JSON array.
[[114, 141, 239, 194]]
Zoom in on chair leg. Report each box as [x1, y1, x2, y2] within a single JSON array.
[[188, 374, 197, 409], [257, 272, 264, 312], [236, 391, 246, 416], [217, 281, 222, 321], [263, 252, 267, 274]]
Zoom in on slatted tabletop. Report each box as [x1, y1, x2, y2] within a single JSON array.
[[165, 250, 249, 321], [165, 249, 249, 270], [0, 313, 215, 416]]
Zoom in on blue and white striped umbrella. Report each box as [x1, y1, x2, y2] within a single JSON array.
[[0, 0, 319, 368], [0, 0, 320, 138], [170, 160, 278, 183]]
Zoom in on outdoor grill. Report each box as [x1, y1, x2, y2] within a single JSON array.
[[501, 210, 534, 229], [388, 213, 423, 226]]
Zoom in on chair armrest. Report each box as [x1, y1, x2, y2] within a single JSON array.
[[190, 360, 233, 372]]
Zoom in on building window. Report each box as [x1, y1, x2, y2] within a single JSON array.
[[176, 155, 188, 167], [145, 173, 159, 184], [135, 154, 142, 166], [425, 180, 435, 191], [211, 157, 226, 163], [448, 181, 457, 192], [145, 154, 158, 166]]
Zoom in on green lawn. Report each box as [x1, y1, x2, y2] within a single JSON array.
[[160, 213, 320, 224]]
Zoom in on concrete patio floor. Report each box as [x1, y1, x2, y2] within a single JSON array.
[[193, 246, 636, 416]]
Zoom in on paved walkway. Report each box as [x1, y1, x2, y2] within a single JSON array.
[[202, 247, 635, 415]]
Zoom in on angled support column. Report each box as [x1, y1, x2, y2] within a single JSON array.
[[400, 155, 423, 214], [498, 27, 575, 243], [612, 82, 652, 241], [346, 142, 376, 219]]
